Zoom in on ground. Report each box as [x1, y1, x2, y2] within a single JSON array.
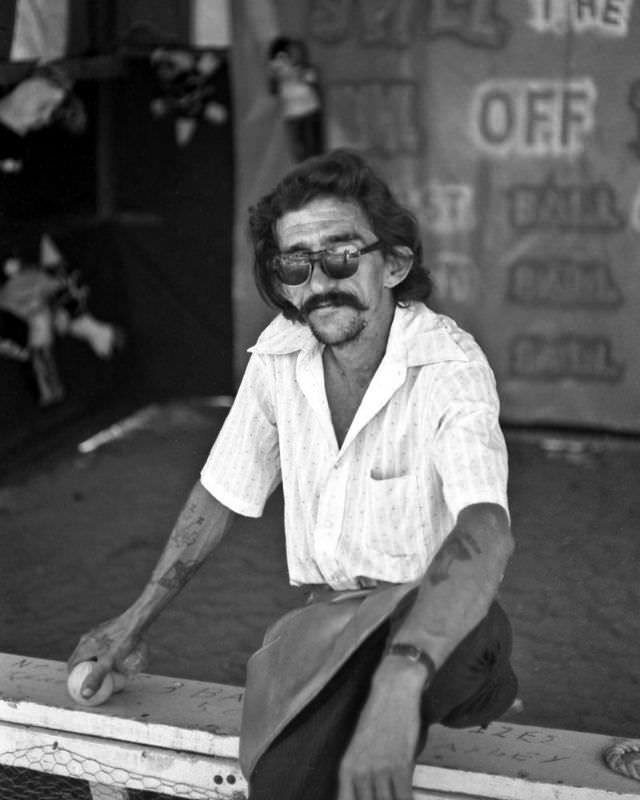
[[1, 399, 639, 739]]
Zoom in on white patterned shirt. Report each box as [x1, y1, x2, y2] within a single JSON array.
[[201, 303, 509, 590]]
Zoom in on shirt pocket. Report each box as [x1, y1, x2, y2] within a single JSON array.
[[364, 473, 427, 558]]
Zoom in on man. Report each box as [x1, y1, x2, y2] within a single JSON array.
[[69, 149, 517, 800]]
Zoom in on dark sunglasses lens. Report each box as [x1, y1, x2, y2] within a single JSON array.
[[275, 258, 310, 286], [323, 250, 359, 279]]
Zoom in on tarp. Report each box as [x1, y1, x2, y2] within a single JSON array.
[[231, 0, 640, 433], [0, 0, 90, 62]]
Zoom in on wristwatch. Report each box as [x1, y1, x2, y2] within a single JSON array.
[[384, 643, 436, 684]]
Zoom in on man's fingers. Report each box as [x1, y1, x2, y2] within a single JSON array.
[[337, 767, 357, 800], [67, 642, 90, 672], [356, 775, 377, 800], [338, 768, 379, 800], [389, 765, 414, 800], [80, 660, 110, 697], [66, 653, 80, 672], [350, 774, 374, 800], [67, 632, 103, 672], [370, 768, 406, 800], [339, 764, 414, 800], [360, 771, 388, 800]]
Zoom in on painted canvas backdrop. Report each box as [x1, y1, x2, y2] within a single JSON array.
[[231, 0, 640, 432]]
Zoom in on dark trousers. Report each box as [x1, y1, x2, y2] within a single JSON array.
[[249, 601, 517, 800], [286, 111, 325, 162]]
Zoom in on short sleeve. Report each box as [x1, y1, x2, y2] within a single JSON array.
[[200, 354, 281, 517], [430, 359, 509, 521]]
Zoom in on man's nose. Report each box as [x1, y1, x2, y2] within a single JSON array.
[[306, 258, 335, 293]]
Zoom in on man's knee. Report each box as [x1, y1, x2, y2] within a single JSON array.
[[420, 602, 518, 730]]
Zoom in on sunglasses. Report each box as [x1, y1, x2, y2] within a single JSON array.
[[272, 241, 382, 286]]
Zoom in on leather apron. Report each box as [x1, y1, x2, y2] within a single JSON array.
[[239, 580, 421, 778]]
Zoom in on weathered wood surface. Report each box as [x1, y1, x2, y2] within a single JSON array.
[[0, 653, 241, 758], [1, 653, 639, 799], [424, 724, 640, 795]]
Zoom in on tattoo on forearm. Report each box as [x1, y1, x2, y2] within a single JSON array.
[[157, 559, 200, 590], [94, 632, 114, 650], [172, 522, 204, 548], [171, 506, 207, 548], [429, 530, 482, 586]]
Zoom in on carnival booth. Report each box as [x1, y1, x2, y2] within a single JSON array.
[[231, 0, 640, 434], [0, 0, 234, 460]]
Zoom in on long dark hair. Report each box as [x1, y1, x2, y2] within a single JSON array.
[[249, 149, 432, 320]]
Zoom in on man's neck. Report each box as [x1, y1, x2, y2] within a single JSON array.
[[324, 339, 384, 391], [324, 303, 394, 385], [321, 304, 396, 447]]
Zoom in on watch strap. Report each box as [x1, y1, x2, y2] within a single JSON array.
[[384, 642, 436, 682]]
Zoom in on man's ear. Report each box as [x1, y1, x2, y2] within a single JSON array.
[[384, 246, 414, 288]]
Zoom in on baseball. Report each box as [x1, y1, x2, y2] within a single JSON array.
[[67, 661, 125, 706]]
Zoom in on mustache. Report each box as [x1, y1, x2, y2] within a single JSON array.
[[301, 291, 368, 318]]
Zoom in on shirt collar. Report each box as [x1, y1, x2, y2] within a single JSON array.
[[248, 313, 318, 356], [248, 303, 469, 367], [387, 304, 470, 367]]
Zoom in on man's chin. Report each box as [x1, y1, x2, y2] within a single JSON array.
[[306, 308, 365, 345]]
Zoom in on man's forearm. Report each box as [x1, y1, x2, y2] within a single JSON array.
[[338, 503, 513, 798], [125, 480, 235, 634], [389, 502, 514, 672]]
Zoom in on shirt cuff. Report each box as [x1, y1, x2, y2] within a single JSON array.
[[199, 473, 265, 519]]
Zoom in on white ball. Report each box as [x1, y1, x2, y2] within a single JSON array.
[[67, 661, 122, 706]]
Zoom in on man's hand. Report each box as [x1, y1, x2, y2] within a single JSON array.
[[67, 614, 147, 701], [66, 486, 233, 702], [338, 656, 426, 800]]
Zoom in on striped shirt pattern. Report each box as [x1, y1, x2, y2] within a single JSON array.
[[201, 303, 509, 590]]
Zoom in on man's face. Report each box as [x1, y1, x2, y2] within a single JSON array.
[[275, 197, 396, 347]]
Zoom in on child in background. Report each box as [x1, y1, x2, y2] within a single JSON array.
[[268, 37, 324, 162]]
